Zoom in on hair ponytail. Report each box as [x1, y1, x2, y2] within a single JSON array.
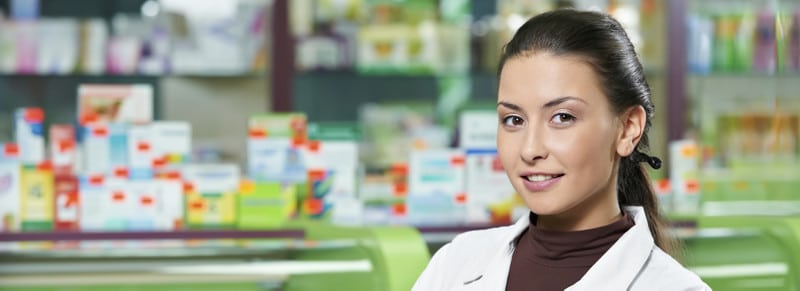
[[618, 155, 678, 256]]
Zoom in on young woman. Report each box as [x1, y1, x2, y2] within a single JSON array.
[[413, 9, 710, 291]]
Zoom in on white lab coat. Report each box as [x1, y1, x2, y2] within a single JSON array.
[[413, 206, 711, 291]]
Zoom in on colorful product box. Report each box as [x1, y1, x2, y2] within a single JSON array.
[[50, 124, 77, 175], [14, 108, 45, 164], [0, 143, 21, 232], [359, 164, 407, 225], [182, 164, 240, 229], [237, 180, 296, 229], [20, 163, 54, 231], [78, 84, 153, 124], [150, 121, 192, 167], [53, 175, 80, 231], [464, 149, 516, 225], [407, 149, 467, 226], [248, 113, 308, 182]]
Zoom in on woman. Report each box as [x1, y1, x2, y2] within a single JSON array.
[[413, 9, 710, 291]]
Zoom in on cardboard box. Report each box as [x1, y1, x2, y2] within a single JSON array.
[[14, 108, 45, 164], [20, 163, 54, 231]]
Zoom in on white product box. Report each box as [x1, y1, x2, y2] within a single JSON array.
[[305, 140, 359, 198], [78, 175, 110, 231], [127, 124, 155, 179], [407, 149, 467, 225], [78, 84, 153, 124], [82, 123, 111, 175], [459, 110, 498, 149], [182, 164, 240, 193], [248, 139, 307, 182], [0, 144, 21, 232], [14, 108, 45, 164]]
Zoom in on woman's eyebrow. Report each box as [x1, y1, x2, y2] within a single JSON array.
[[543, 96, 588, 109], [497, 101, 522, 111]]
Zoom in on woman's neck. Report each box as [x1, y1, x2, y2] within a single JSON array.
[[536, 184, 622, 231]]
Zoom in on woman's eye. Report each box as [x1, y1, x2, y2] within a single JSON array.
[[502, 116, 524, 126], [552, 113, 576, 124]]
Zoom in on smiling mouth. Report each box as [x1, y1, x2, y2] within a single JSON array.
[[523, 174, 565, 182]]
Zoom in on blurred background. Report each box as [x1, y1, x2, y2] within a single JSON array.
[[0, 0, 799, 290]]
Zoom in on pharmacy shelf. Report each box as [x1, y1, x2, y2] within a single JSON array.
[[0, 229, 305, 242]]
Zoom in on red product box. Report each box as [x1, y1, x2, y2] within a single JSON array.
[[54, 175, 80, 231]]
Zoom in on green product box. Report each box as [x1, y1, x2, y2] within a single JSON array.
[[237, 181, 297, 230]]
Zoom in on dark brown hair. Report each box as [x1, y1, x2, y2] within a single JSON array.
[[497, 9, 676, 254]]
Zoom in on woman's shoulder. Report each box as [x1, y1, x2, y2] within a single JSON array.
[[633, 247, 711, 290]]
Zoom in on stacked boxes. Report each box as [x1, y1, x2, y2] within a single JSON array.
[[304, 122, 360, 221], [245, 113, 308, 225]]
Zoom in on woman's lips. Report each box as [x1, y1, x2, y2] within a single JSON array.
[[521, 174, 564, 192]]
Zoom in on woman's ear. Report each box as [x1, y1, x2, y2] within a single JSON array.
[[616, 105, 646, 157]]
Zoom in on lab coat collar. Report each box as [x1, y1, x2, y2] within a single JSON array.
[[568, 206, 653, 290], [492, 206, 654, 290]]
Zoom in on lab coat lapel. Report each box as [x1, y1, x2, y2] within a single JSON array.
[[461, 215, 530, 290], [566, 206, 654, 291]]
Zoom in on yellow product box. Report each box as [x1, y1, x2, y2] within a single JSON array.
[[20, 163, 54, 231], [185, 191, 237, 229], [182, 164, 239, 229]]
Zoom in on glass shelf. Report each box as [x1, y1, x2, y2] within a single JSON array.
[[0, 229, 305, 242]]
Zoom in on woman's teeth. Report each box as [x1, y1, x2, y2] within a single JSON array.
[[526, 174, 560, 182]]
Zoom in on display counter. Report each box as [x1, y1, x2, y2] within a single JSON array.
[[0, 223, 431, 291]]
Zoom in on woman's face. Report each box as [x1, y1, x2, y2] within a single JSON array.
[[497, 53, 627, 223]]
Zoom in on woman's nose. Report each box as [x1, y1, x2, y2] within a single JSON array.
[[520, 127, 547, 162]]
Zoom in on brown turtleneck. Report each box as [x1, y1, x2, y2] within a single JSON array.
[[505, 212, 635, 291]]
